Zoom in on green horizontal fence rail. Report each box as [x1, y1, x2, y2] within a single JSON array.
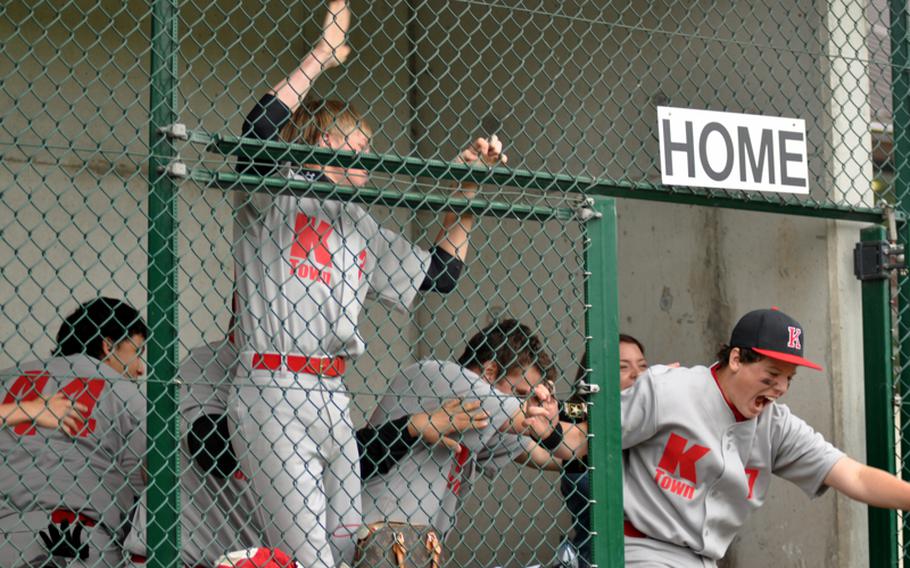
[[187, 169, 575, 222], [189, 131, 885, 222]]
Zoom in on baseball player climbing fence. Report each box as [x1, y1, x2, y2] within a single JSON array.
[[2, 0, 910, 566]]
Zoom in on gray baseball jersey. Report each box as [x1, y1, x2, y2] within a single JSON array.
[[361, 360, 533, 537], [621, 364, 845, 560], [0, 354, 146, 535], [124, 340, 263, 565], [231, 174, 432, 567], [233, 183, 431, 358]]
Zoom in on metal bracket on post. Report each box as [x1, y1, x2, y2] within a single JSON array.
[[157, 123, 188, 140], [883, 201, 900, 243], [160, 160, 188, 179], [854, 206, 906, 281], [576, 381, 601, 395], [576, 197, 602, 222]]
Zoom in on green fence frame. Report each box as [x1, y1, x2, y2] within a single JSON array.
[[147, 0, 182, 566], [584, 197, 623, 567], [860, 225, 898, 567], [892, 0, 910, 562]]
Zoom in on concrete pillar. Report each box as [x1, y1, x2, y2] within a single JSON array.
[[823, 0, 873, 565]]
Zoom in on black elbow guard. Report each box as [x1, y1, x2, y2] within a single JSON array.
[[419, 246, 464, 293], [188, 413, 240, 479]]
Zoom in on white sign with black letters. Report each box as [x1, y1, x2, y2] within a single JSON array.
[[657, 106, 808, 194]]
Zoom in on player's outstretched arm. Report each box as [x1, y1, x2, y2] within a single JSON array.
[[270, 0, 351, 112], [0, 395, 88, 436], [513, 422, 588, 471], [407, 399, 490, 452], [432, 136, 508, 263], [357, 399, 489, 480], [554, 421, 589, 460], [824, 456, 910, 509], [501, 381, 556, 435], [503, 382, 590, 468]]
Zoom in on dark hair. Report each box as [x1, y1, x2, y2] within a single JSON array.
[[715, 344, 764, 369], [619, 333, 645, 355], [458, 319, 552, 379], [54, 298, 148, 359]]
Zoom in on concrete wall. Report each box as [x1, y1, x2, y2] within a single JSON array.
[[0, 0, 877, 566]]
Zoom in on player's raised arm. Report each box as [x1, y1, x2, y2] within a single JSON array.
[[417, 136, 508, 295], [270, 0, 351, 111], [433, 136, 508, 262], [241, 0, 351, 157]]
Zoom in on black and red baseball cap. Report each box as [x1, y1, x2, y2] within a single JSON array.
[[729, 308, 823, 371]]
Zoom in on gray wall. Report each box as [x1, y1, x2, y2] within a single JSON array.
[[0, 0, 877, 566]]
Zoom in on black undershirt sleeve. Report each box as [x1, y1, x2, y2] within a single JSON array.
[[188, 414, 240, 479], [357, 415, 420, 480], [189, 413, 421, 481], [238, 93, 291, 176], [419, 246, 464, 293], [563, 457, 589, 473]]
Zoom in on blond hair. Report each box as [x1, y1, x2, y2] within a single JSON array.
[[279, 99, 372, 146]]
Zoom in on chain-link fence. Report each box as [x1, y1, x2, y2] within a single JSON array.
[[2, 0, 909, 566]]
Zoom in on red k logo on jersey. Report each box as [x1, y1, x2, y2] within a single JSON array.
[[357, 250, 367, 280], [446, 446, 471, 496], [654, 432, 710, 500], [290, 213, 333, 284], [745, 467, 759, 500], [787, 326, 802, 350]]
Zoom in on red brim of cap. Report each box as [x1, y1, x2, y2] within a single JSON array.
[[752, 348, 823, 371]]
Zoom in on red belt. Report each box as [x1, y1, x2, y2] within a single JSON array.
[[624, 520, 647, 538], [51, 509, 96, 528], [251, 353, 345, 377]]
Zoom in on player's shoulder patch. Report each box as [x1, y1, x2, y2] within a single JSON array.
[[0, 358, 45, 380], [645, 364, 713, 391], [767, 400, 793, 421], [647, 364, 676, 377], [644, 363, 694, 382], [416, 359, 465, 381], [109, 376, 145, 399]]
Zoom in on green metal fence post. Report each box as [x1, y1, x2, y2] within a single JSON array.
[[900, 221, 910, 562], [147, 0, 181, 565], [584, 196, 622, 567], [860, 226, 898, 567], [891, 0, 910, 560]]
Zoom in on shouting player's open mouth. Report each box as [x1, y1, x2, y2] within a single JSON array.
[[752, 394, 777, 414]]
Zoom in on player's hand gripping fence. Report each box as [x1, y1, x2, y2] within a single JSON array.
[[0, 0, 905, 566]]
